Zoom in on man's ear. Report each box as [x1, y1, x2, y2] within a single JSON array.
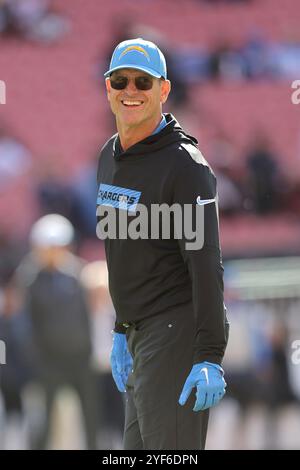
[[105, 78, 111, 101], [160, 79, 171, 105]]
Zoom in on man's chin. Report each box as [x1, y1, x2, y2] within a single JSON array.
[[121, 114, 145, 128]]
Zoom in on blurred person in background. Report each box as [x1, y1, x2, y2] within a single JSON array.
[[0, 0, 69, 43], [34, 157, 81, 238], [17, 214, 96, 449], [0, 121, 32, 192], [0, 271, 34, 449], [225, 306, 298, 449], [207, 129, 243, 216], [208, 39, 245, 81], [0, 231, 25, 284], [71, 154, 100, 240], [261, 322, 298, 449], [245, 132, 284, 214], [34, 155, 101, 245], [81, 261, 124, 449]]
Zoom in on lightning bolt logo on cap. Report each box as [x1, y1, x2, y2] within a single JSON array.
[[119, 46, 150, 62]]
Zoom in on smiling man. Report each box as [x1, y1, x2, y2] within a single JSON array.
[[97, 38, 229, 450], [105, 69, 170, 150]]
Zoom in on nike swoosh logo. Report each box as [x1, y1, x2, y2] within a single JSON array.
[[200, 367, 209, 384], [196, 196, 216, 206]]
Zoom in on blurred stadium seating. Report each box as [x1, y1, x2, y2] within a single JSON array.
[[1, 0, 300, 256]]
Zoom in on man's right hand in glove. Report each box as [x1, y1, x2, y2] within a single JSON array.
[[110, 332, 133, 393]]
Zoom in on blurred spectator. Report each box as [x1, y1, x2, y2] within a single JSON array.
[[0, 0, 69, 43], [224, 301, 299, 449], [17, 214, 96, 449], [265, 323, 297, 409], [241, 32, 271, 80], [81, 261, 124, 450], [245, 133, 283, 214], [0, 121, 32, 192], [207, 130, 243, 215], [258, 321, 297, 449], [72, 155, 99, 240], [208, 39, 245, 81], [34, 158, 83, 243], [0, 232, 25, 287], [0, 273, 34, 449], [268, 36, 300, 79]]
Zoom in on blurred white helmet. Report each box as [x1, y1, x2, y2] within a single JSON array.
[[30, 214, 74, 247]]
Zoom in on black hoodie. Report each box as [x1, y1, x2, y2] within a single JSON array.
[[96, 114, 229, 364]]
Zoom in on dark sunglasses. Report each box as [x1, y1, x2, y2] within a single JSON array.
[[110, 75, 155, 91]]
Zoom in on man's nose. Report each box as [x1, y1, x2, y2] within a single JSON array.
[[125, 78, 138, 93]]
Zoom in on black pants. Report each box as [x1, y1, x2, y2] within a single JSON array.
[[124, 302, 209, 450]]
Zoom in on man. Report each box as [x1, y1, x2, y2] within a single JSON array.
[[96, 38, 229, 450], [18, 214, 96, 449]]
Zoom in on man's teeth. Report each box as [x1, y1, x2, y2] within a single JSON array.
[[122, 100, 143, 106]]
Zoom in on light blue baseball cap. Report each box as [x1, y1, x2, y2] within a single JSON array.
[[104, 38, 167, 79]]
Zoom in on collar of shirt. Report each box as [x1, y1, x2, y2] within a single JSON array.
[[117, 115, 167, 154], [152, 115, 167, 135]]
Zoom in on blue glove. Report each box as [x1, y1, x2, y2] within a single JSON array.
[[110, 332, 133, 393], [179, 361, 226, 411]]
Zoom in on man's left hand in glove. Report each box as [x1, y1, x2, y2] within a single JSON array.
[[179, 361, 227, 411]]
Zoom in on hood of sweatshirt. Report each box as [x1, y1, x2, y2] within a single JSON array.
[[113, 113, 198, 161]]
